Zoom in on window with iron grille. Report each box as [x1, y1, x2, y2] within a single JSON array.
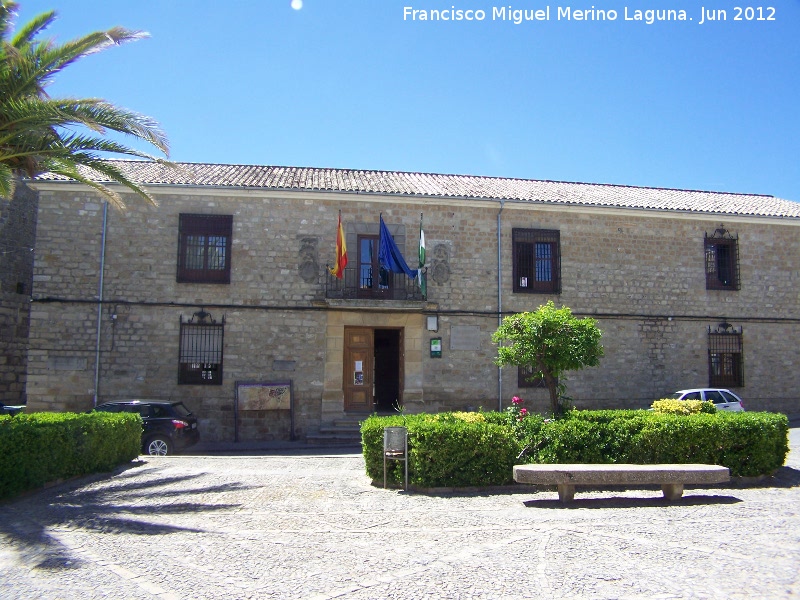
[[708, 323, 743, 388], [179, 311, 224, 385], [513, 229, 560, 294], [177, 214, 233, 283], [704, 229, 740, 290], [517, 365, 556, 388]]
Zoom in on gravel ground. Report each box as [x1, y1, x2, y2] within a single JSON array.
[[1, 428, 798, 600]]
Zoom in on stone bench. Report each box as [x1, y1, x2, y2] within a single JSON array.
[[513, 463, 730, 502]]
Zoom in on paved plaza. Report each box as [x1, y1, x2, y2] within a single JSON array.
[[1, 428, 798, 600]]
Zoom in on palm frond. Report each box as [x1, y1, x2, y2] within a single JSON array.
[[0, 97, 170, 153], [0, 3, 171, 208], [0, 160, 14, 198], [0, 1, 18, 41], [10, 9, 55, 49], [43, 160, 126, 209]]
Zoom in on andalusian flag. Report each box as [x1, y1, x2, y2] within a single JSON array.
[[418, 213, 426, 297], [329, 211, 347, 279]]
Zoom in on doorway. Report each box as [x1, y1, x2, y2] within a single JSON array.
[[374, 329, 401, 413], [343, 327, 402, 413]]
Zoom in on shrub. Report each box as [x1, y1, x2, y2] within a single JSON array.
[[361, 413, 521, 487], [651, 399, 716, 415], [0, 412, 142, 499], [362, 409, 789, 487], [525, 410, 788, 477]]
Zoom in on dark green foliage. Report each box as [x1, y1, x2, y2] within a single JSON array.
[[0, 0, 171, 205], [361, 413, 522, 487], [410, 419, 519, 486], [0, 411, 142, 499], [361, 410, 789, 487], [525, 411, 789, 477], [493, 302, 604, 415]]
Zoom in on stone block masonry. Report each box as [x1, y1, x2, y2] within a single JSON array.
[[23, 179, 800, 440], [0, 183, 38, 404]]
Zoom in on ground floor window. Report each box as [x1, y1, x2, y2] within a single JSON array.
[[708, 323, 743, 387], [517, 365, 557, 389], [179, 310, 224, 385]]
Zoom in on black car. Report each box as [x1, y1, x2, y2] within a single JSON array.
[[94, 400, 200, 456], [0, 402, 25, 416]]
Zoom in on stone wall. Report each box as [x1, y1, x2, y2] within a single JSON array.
[[0, 183, 37, 404], [25, 183, 800, 439]]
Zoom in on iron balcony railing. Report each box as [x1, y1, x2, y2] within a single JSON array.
[[325, 266, 427, 301]]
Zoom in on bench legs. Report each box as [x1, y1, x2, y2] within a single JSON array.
[[557, 484, 575, 502], [661, 483, 684, 500], [554, 483, 684, 502]]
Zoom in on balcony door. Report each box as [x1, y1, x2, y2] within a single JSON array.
[[358, 235, 391, 298]]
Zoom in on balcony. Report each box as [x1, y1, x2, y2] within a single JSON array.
[[325, 267, 426, 301]]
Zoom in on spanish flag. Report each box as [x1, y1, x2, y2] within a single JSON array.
[[329, 211, 347, 279]]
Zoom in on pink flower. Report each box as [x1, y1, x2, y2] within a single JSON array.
[[511, 396, 522, 405], [518, 408, 528, 419]]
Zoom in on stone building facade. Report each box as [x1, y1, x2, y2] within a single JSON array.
[[21, 162, 800, 441], [0, 183, 37, 404]]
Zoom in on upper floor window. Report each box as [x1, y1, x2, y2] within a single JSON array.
[[177, 214, 233, 283], [357, 234, 391, 298], [179, 310, 224, 385], [513, 228, 560, 294], [705, 228, 739, 290], [708, 322, 743, 388]]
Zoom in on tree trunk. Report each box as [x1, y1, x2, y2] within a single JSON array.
[[539, 362, 561, 416]]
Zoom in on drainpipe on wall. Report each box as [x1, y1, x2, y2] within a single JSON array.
[[497, 199, 505, 411], [93, 201, 108, 407]]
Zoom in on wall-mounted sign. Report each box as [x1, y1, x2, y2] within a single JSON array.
[[237, 382, 291, 410], [430, 337, 442, 358], [233, 380, 295, 442]]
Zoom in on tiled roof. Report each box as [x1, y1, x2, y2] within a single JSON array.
[[35, 160, 800, 219]]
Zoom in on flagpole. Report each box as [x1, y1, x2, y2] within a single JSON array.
[[418, 212, 426, 298]]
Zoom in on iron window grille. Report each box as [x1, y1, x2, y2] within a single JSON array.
[[704, 228, 740, 291], [708, 322, 743, 388], [517, 365, 556, 388], [179, 310, 224, 385], [513, 228, 561, 294], [177, 214, 233, 283]]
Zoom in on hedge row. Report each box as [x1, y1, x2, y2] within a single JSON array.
[[361, 410, 789, 488], [0, 412, 142, 499], [362, 413, 520, 487]]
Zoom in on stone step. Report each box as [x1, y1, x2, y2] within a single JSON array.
[[305, 432, 362, 446], [305, 418, 364, 446], [320, 423, 361, 434]]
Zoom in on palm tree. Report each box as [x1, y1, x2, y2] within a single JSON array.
[[0, 0, 170, 208]]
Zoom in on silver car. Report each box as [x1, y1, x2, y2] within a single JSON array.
[[669, 388, 745, 412]]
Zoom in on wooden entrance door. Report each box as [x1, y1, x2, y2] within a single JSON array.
[[344, 327, 374, 412]]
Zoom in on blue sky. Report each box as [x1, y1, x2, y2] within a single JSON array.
[[14, 0, 800, 201]]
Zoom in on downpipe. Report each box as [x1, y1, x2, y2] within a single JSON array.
[[497, 199, 505, 411], [93, 202, 108, 407]]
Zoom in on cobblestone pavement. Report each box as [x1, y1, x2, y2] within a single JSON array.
[[1, 428, 798, 600]]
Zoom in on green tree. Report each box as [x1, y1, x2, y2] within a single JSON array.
[[0, 0, 170, 207], [492, 301, 604, 417]]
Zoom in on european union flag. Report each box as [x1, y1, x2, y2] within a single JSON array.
[[379, 215, 418, 279]]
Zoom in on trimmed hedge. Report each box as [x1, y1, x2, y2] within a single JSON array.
[[361, 413, 522, 487], [0, 412, 142, 499], [530, 410, 788, 476], [362, 409, 789, 487]]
